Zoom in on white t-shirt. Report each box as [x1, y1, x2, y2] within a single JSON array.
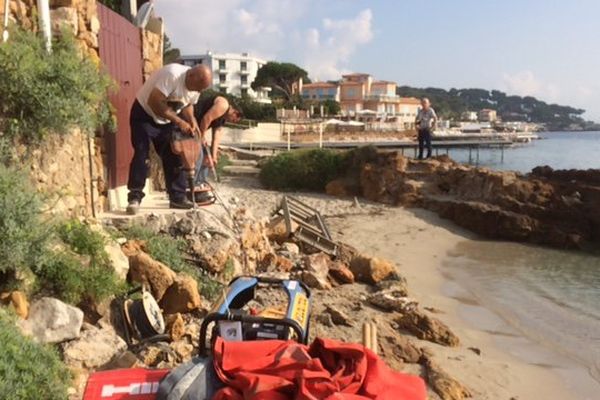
[[416, 107, 437, 130], [136, 64, 201, 124]]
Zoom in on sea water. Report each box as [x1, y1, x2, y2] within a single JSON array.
[[449, 131, 600, 173], [443, 131, 600, 395]]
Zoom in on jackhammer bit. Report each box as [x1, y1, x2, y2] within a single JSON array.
[[170, 128, 201, 210]]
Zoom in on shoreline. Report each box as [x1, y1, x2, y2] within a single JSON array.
[[216, 178, 598, 399], [328, 206, 599, 399]]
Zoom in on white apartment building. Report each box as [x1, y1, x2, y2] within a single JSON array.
[[180, 52, 272, 104]]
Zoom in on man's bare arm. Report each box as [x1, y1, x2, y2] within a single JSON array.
[[210, 127, 223, 162], [147, 88, 192, 133], [181, 105, 199, 134], [199, 97, 229, 134]]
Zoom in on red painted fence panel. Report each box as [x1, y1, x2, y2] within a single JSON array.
[[98, 3, 144, 189]]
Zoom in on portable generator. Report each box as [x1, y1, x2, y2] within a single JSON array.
[[199, 276, 311, 356]]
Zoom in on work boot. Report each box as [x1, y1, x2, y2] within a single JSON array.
[[169, 198, 194, 210], [126, 200, 140, 215]]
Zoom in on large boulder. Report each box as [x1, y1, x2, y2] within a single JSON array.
[[0, 290, 29, 319], [62, 326, 127, 369], [19, 297, 83, 343], [159, 275, 202, 315], [127, 251, 176, 301], [349, 255, 395, 284], [396, 310, 460, 347], [301, 253, 332, 290]]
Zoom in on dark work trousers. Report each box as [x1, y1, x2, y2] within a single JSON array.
[[417, 128, 433, 159], [127, 100, 187, 203]]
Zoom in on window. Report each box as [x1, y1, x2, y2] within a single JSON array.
[[347, 88, 356, 97], [241, 88, 248, 97], [241, 61, 247, 71], [219, 74, 226, 83], [241, 75, 248, 84], [219, 59, 226, 69], [317, 88, 323, 96]]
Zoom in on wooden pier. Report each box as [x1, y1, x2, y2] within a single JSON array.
[[222, 138, 512, 163]]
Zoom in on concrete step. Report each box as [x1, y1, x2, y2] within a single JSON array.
[[222, 165, 261, 176], [228, 159, 258, 167]]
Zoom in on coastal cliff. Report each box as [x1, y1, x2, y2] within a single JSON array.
[[327, 151, 600, 250]]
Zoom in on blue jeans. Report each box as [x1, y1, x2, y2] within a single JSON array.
[[194, 146, 210, 186], [127, 101, 188, 202], [418, 128, 432, 159]]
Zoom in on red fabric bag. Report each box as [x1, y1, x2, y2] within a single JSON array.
[[211, 337, 426, 400]]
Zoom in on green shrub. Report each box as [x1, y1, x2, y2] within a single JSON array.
[[58, 219, 106, 260], [36, 251, 124, 305], [32, 220, 124, 304], [0, 164, 51, 276], [259, 149, 347, 191], [0, 28, 114, 141], [0, 310, 71, 400]]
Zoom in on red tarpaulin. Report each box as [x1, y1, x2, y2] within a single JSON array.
[[211, 337, 427, 400]]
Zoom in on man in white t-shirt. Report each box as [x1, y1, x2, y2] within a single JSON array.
[[414, 97, 438, 159], [126, 63, 211, 214]]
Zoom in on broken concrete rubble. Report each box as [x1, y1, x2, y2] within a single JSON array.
[[62, 325, 127, 369], [301, 252, 332, 289]]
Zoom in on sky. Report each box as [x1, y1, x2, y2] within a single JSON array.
[[154, 0, 600, 121]]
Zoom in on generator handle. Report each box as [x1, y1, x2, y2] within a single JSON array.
[[199, 313, 307, 357]]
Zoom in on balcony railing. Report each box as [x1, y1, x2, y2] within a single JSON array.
[[363, 94, 401, 102]]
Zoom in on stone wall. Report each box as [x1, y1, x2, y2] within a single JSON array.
[[2, 1, 165, 214], [12, 129, 102, 216]]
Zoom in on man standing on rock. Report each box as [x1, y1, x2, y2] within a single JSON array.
[[126, 64, 212, 215], [415, 98, 438, 160]]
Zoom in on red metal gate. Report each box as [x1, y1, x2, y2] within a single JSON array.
[[98, 2, 144, 189]]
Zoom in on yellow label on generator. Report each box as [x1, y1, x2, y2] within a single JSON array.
[[291, 294, 309, 328]]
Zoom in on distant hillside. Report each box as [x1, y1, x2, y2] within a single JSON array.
[[396, 86, 590, 130]]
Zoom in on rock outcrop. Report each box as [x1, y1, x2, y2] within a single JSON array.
[[328, 152, 600, 250], [396, 310, 460, 347]]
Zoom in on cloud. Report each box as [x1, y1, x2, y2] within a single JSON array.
[[154, 0, 308, 59], [154, 1, 374, 81], [501, 70, 560, 102], [297, 9, 374, 80]]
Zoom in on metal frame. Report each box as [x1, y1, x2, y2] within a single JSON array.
[[279, 196, 338, 256]]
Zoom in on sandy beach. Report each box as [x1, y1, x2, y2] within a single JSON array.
[[215, 176, 598, 400]]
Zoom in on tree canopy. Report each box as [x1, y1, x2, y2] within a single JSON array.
[[397, 86, 587, 130], [163, 34, 181, 64], [252, 62, 310, 101]]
